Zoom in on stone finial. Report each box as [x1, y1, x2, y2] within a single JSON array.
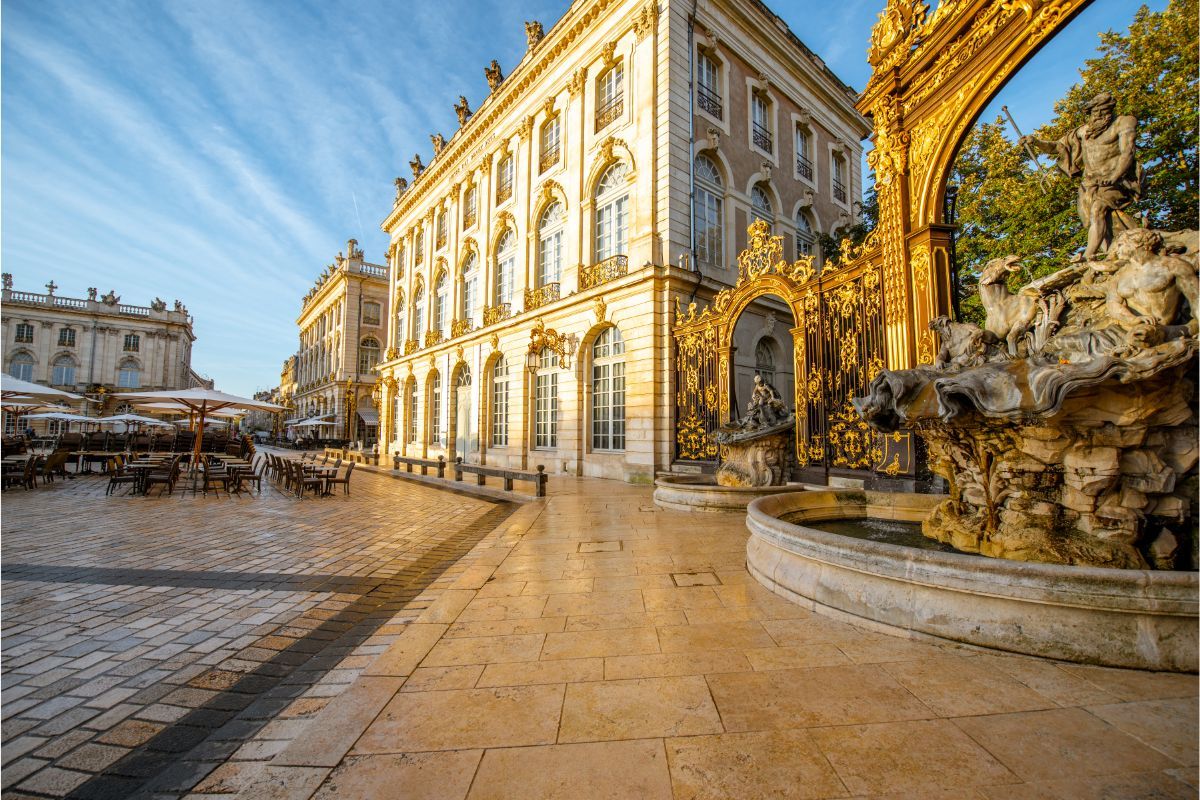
[[410, 153, 425, 179], [430, 133, 446, 156], [1, 273, 12, 290], [484, 59, 504, 91], [454, 95, 473, 126], [45, 280, 57, 295], [525, 20, 544, 50]]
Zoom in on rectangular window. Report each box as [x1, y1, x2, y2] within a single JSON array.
[[832, 156, 847, 203], [430, 376, 442, 445], [464, 276, 478, 324], [697, 52, 722, 119], [14, 323, 33, 343], [795, 129, 813, 181], [58, 328, 76, 347], [436, 212, 447, 249], [595, 196, 628, 261], [52, 362, 75, 385], [118, 366, 140, 388], [540, 119, 560, 173], [539, 230, 563, 285], [591, 361, 626, 450], [491, 363, 508, 446], [408, 387, 419, 443], [534, 371, 558, 448], [595, 64, 624, 132], [463, 188, 478, 228], [496, 157, 514, 204], [123, 334, 140, 352], [364, 302, 381, 326], [751, 93, 772, 153], [415, 230, 424, 263], [694, 188, 723, 267]]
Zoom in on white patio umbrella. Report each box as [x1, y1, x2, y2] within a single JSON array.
[[21, 412, 96, 430], [113, 388, 284, 467], [97, 414, 175, 429], [1, 374, 89, 402]]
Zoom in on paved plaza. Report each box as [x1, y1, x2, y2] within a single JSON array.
[[1, 462, 1197, 799]]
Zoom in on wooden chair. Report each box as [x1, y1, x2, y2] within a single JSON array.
[[202, 455, 232, 496], [291, 460, 325, 499], [323, 461, 355, 495], [235, 457, 266, 494], [41, 451, 71, 483], [143, 456, 182, 496], [106, 455, 139, 496]]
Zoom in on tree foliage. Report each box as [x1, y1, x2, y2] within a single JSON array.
[[950, 0, 1198, 323]]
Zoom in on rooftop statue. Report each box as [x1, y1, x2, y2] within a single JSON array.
[[409, 154, 424, 179], [484, 60, 504, 91], [430, 133, 446, 156], [454, 96, 472, 126]]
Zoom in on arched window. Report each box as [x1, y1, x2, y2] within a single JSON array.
[[538, 202, 565, 286], [594, 163, 629, 261], [796, 212, 815, 258], [540, 117, 560, 172], [117, 358, 141, 389], [434, 272, 449, 335], [394, 290, 406, 350], [51, 356, 76, 386], [534, 348, 559, 449], [429, 372, 443, 445], [750, 184, 774, 229], [407, 382, 418, 443], [358, 338, 380, 374], [755, 339, 776, 386], [496, 155, 514, 204], [694, 156, 724, 268], [9, 352, 34, 382], [495, 230, 516, 306], [491, 356, 509, 447], [591, 328, 626, 451], [412, 284, 425, 342], [461, 252, 479, 325], [595, 62, 624, 131]]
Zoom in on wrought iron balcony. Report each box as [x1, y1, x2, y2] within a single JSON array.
[[595, 96, 623, 132], [697, 84, 722, 119], [403, 339, 420, 355], [450, 318, 474, 338], [436, 232, 447, 250], [796, 154, 813, 181], [752, 122, 773, 153], [496, 182, 513, 204], [832, 179, 847, 204], [539, 146, 560, 174], [483, 302, 512, 326], [424, 329, 444, 348], [462, 209, 477, 229], [524, 283, 560, 312], [580, 255, 628, 291]]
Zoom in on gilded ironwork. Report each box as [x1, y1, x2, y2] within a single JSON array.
[[424, 329, 444, 348], [450, 318, 473, 338], [524, 283, 560, 312], [483, 303, 511, 326], [580, 255, 628, 290], [528, 319, 577, 369], [403, 339, 419, 355]]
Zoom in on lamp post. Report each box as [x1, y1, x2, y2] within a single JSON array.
[[343, 379, 356, 443]]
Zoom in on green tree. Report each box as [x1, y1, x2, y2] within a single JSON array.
[[950, 0, 1198, 322]]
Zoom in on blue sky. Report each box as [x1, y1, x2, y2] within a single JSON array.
[[1, 0, 1157, 396]]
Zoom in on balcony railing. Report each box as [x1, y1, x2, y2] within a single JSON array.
[[752, 122, 773, 153], [539, 146, 560, 174], [524, 283, 560, 312], [796, 154, 813, 181], [463, 209, 477, 229], [55, 297, 88, 310], [450, 318, 474, 338], [697, 84, 722, 119], [363, 316, 381, 326], [424, 329, 444, 348], [358, 262, 388, 279], [595, 96, 623, 132], [403, 339, 420, 355], [580, 255, 628, 291], [496, 182, 513, 204], [483, 302, 512, 326], [832, 179, 847, 204]]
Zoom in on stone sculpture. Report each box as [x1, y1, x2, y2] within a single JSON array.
[[454, 95, 472, 126], [150, 297, 167, 312], [409, 154, 424, 179], [525, 21, 544, 50], [714, 375, 795, 488], [100, 290, 120, 306], [430, 133, 446, 156], [484, 60, 504, 91], [394, 176, 408, 201]]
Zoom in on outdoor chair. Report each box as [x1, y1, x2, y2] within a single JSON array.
[[202, 455, 232, 496], [143, 456, 182, 496], [234, 457, 266, 494], [41, 451, 71, 483], [290, 460, 325, 499], [105, 455, 139, 496], [2, 459, 35, 491], [324, 461, 355, 495]]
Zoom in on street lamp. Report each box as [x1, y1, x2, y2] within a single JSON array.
[[344, 379, 355, 443]]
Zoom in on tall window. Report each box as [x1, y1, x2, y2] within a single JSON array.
[[412, 285, 425, 342], [538, 202, 565, 286], [51, 356, 75, 386], [434, 272, 449, 334], [697, 51, 722, 119], [534, 348, 559, 449], [414, 226, 424, 263], [392, 394, 402, 443], [595, 63, 624, 131], [496, 155, 514, 204], [495, 230, 515, 306], [429, 373, 443, 445], [795, 127, 813, 181], [751, 92, 772, 153], [58, 328, 76, 347], [358, 338, 381, 373], [591, 328, 626, 451], [14, 323, 33, 343], [755, 340, 776, 385], [491, 355, 509, 446], [117, 359, 141, 388], [694, 155, 724, 268], [832, 154, 848, 203], [9, 352, 34, 381], [436, 211, 448, 249], [407, 382, 418, 443], [461, 252, 479, 324], [394, 292, 406, 348], [363, 301, 381, 326], [594, 162, 629, 261], [796, 212, 815, 258], [750, 184, 774, 229], [540, 117, 560, 173], [463, 185, 478, 228]]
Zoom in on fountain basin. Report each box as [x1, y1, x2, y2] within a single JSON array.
[[653, 474, 798, 513], [747, 490, 1199, 672]]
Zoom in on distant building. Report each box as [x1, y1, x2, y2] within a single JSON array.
[[0, 273, 211, 433], [292, 241, 390, 442]]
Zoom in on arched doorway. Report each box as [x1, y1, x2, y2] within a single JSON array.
[[450, 363, 475, 463]]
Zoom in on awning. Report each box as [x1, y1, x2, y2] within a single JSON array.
[[357, 408, 379, 425]]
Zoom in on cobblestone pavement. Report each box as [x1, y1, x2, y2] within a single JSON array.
[[1, 455, 513, 799]]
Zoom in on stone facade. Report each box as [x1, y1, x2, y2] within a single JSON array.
[[292, 240, 390, 443], [0, 276, 209, 431], [376, 0, 868, 481]]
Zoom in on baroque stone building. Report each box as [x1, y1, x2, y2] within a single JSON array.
[[377, 0, 867, 480], [1, 274, 210, 431], [293, 241, 390, 442]]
